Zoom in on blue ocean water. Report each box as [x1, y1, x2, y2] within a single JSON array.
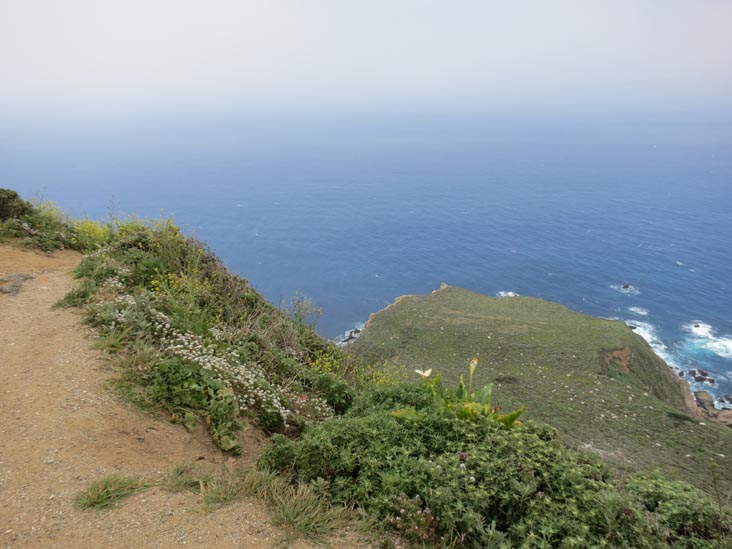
[[2, 115, 731, 406]]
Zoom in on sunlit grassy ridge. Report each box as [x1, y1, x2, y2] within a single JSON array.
[[351, 286, 732, 494]]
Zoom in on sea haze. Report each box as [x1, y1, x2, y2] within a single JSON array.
[[2, 114, 731, 406]]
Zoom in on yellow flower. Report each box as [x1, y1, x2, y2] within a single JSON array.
[[415, 368, 433, 379]]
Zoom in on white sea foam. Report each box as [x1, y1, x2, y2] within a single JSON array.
[[685, 321, 715, 338], [628, 307, 649, 316], [625, 320, 680, 368], [336, 322, 366, 346], [706, 339, 732, 359], [684, 321, 732, 359], [611, 284, 640, 296], [497, 291, 520, 297]]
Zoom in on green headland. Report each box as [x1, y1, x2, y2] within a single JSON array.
[[350, 285, 732, 493]]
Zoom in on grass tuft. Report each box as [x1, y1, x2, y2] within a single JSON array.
[[269, 482, 354, 540], [161, 463, 209, 493], [202, 468, 244, 508], [74, 473, 149, 510]]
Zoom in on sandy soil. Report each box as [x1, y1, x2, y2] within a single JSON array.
[[0, 245, 364, 548]]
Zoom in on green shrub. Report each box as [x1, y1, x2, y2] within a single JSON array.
[[260, 383, 731, 547], [348, 382, 435, 416], [0, 188, 34, 220], [0, 193, 109, 252], [59, 215, 390, 450], [627, 474, 731, 542], [301, 371, 354, 415]]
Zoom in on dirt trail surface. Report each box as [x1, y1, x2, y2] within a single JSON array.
[[0, 245, 358, 548]]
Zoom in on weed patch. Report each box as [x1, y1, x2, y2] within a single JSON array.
[[74, 474, 149, 510]]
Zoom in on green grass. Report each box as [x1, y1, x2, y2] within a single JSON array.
[[235, 468, 356, 541], [202, 469, 245, 508], [350, 285, 732, 495], [199, 465, 357, 540], [74, 474, 150, 510], [160, 463, 210, 493], [269, 482, 355, 540]]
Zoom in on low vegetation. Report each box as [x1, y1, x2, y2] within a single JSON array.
[[76, 463, 356, 542], [0, 189, 111, 252], [74, 474, 149, 510], [50, 214, 358, 449], [262, 367, 732, 547], [4, 188, 731, 547]]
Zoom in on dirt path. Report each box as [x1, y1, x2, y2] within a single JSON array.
[[0, 245, 356, 548]]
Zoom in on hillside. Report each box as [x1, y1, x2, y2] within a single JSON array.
[[0, 244, 350, 548], [350, 285, 732, 493]]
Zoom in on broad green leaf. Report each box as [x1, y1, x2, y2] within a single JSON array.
[[474, 383, 493, 406], [455, 402, 482, 420], [457, 376, 467, 401], [495, 406, 526, 429]]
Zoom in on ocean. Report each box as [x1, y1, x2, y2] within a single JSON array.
[[2, 114, 731, 407]]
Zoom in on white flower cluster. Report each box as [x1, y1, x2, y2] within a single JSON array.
[[287, 393, 333, 422], [86, 245, 111, 259], [162, 327, 291, 424], [93, 294, 137, 329], [102, 276, 125, 290], [20, 221, 39, 236], [106, 293, 293, 425], [114, 294, 137, 307]]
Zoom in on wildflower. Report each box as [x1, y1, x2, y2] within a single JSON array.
[[415, 368, 432, 379], [469, 356, 479, 377]]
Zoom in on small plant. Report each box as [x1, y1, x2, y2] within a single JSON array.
[[74, 473, 149, 509], [150, 359, 242, 452], [269, 481, 354, 540], [203, 468, 244, 508], [393, 357, 525, 428], [161, 463, 209, 493], [385, 494, 438, 545], [194, 465, 357, 541]]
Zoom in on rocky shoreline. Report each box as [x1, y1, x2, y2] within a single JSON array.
[[694, 390, 732, 427]]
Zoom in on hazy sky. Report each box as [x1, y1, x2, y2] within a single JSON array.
[[1, 1, 731, 120]]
